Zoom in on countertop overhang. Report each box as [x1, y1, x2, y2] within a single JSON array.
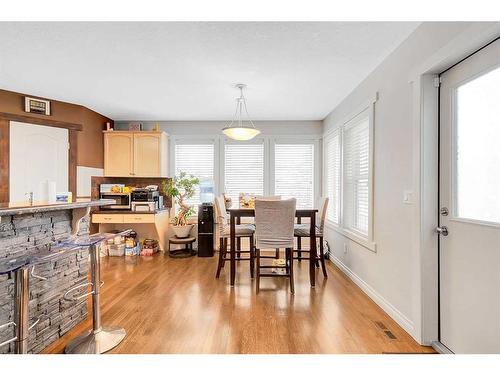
[[0, 199, 115, 216]]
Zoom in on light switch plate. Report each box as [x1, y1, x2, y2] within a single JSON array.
[[403, 190, 413, 205]]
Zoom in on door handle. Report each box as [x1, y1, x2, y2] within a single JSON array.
[[436, 226, 449, 236]]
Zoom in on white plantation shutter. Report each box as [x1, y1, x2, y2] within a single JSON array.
[[343, 113, 370, 236], [274, 143, 314, 209], [174, 143, 215, 211], [224, 143, 264, 204], [324, 131, 341, 224]]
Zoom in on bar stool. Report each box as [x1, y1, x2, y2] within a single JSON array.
[[0, 243, 89, 354], [0, 255, 31, 354], [62, 230, 130, 354]]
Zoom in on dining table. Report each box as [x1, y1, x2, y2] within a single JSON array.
[[227, 208, 319, 288]]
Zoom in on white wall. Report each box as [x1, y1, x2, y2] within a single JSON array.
[[322, 22, 482, 342]]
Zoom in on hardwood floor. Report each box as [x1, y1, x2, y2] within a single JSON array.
[[43, 253, 435, 354]]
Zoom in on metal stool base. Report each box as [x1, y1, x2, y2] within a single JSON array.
[[64, 326, 126, 354]]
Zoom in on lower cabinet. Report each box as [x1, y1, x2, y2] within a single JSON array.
[[91, 211, 170, 251]]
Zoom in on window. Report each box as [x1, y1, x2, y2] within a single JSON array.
[[324, 131, 341, 224], [174, 143, 215, 211], [224, 143, 264, 204], [455, 66, 500, 224], [274, 143, 314, 209], [324, 104, 374, 248], [343, 113, 370, 236]]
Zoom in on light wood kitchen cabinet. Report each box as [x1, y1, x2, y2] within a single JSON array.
[[104, 131, 168, 177], [104, 132, 134, 177]]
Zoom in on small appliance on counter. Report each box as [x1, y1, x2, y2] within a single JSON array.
[[100, 184, 131, 210], [131, 185, 163, 212]]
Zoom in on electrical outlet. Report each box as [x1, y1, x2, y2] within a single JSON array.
[[343, 243, 348, 254]]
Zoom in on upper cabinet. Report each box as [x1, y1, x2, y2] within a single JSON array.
[[104, 131, 168, 177]]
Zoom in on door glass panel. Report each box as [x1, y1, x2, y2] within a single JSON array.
[[455, 66, 500, 224]]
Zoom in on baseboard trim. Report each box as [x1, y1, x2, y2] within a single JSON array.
[[330, 255, 415, 338], [432, 341, 453, 354]]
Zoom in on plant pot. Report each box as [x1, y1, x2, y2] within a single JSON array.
[[172, 224, 193, 239]]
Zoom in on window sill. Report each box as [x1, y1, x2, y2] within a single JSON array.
[[325, 222, 377, 253]]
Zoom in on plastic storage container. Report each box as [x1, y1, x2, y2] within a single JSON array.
[[108, 243, 126, 256]]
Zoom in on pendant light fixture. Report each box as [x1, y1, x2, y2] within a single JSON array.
[[222, 83, 261, 141]]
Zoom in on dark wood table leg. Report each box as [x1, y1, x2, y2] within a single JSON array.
[[309, 212, 316, 287], [237, 217, 241, 258], [230, 212, 236, 286]]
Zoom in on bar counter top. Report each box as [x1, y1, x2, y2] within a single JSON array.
[[0, 199, 114, 216]]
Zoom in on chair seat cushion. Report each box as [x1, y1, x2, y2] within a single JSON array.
[[222, 223, 255, 237], [294, 223, 322, 237]]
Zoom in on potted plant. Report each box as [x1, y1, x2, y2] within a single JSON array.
[[162, 171, 200, 238]]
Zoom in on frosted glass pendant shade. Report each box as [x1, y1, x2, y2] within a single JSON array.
[[222, 126, 260, 141]]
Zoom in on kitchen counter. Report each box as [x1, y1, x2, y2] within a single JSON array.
[[0, 198, 113, 354], [0, 199, 114, 216]]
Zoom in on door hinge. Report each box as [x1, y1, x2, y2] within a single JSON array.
[[68, 142, 71, 150], [434, 76, 441, 88]]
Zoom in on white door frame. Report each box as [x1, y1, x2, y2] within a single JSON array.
[[410, 22, 500, 347]]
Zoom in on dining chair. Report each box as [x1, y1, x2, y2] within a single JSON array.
[[294, 197, 329, 278], [255, 195, 281, 201], [254, 198, 296, 294], [255, 196, 281, 258], [214, 195, 256, 279]]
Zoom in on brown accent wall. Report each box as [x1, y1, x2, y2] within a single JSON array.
[[0, 89, 113, 202], [0, 89, 83, 125], [79, 107, 110, 168]]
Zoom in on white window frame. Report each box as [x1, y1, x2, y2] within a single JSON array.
[[449, 66, 500, 228], [221, 136, 269, 200], [323, 128, 342, 225], [170, 135, 220, 195], [269, 137, 320, 208], [170, 133, 323, 211], [323, 95, 377, 252]]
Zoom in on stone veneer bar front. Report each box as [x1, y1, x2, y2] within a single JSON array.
[[0, 200, 113, 354]]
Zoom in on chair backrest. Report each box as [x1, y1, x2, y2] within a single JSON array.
[[255, 195, 281, 201], [214, 195, 229, 236], [317, 197, 329, 231], [255, 198, 296, 249]]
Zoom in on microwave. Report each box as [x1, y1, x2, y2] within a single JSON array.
[[100, 192, 131, 210]]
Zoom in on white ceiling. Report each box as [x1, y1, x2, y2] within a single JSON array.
[[0, 22, 419, 121]]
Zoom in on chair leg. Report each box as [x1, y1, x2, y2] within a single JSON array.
[[297, 237, 302, 262], [319, 237, 328, 278], [237, 237, 241, 258], [216, 237, 225, 278], [275, 248, 279, 258], [287, 248, 294, 294], [256, 248, 260, 293], [249, 235, 255, 279], [309, 237, 319, 268], [285, 248, 290, 274], [221, 237, 227, 268]]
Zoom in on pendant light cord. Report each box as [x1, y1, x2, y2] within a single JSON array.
[[225, 84, 257, 129]]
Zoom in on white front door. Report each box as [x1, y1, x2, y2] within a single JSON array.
[[439, 38, 500, 354], [9, 121, 69, 202]]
